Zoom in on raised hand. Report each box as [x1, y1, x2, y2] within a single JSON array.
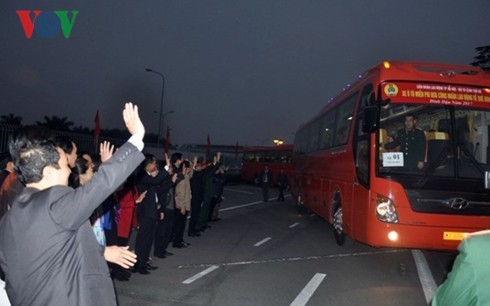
[[165, 153, 171, 169], [122, 102, 145, 140], [99, 141, 115, 163]]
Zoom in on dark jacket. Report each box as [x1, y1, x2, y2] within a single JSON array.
[[136, 170, 172, 219], [0, 142, 144, 306]]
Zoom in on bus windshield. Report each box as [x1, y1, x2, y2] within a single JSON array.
[[378, 103, 490, 182]]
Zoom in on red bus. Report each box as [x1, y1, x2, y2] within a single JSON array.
[[242, 145, 293, 186], [291, 61, 490, 250]]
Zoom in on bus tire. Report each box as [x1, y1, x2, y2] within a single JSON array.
[[333, 204, 345, 246]]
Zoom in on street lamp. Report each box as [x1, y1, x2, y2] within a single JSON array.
[[273, 138, 284, 146], [145, 68, 165, 145]]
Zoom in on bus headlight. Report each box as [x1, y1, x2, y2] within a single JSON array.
[[376, 194, 399, 223]]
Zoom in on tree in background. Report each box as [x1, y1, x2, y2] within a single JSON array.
[[0, 113, 23, 125], [471, 45, 490, 70], [72, 125, 92, 135], [36, 116, 74, 131]]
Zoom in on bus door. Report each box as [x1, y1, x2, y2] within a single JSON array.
[[350, 84, 374, 241]]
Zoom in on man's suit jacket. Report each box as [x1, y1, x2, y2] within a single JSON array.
[[136, 170, 172, 220], [0, 142, 144, 306], [432, 234, 490, 305]]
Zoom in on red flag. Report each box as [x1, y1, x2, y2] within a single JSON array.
[[94, 110, 101, 149], [206, 134, 211, 161], [164, 127, 170, 154]]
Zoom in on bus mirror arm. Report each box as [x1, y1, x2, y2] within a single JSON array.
[[362, 105, 379, 133], [380, 98, 390, 107]]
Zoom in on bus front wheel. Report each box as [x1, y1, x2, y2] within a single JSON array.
[[333, 205, 345, 245]]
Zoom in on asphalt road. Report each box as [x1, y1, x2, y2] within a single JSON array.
[[114, 184, 457, 306]]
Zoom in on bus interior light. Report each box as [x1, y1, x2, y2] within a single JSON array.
[[375, 194, 399, 223]]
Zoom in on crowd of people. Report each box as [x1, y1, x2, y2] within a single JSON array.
[[0, 103, 229, 305], [129, 151, 227, 276], [1, 103, 486, 305]]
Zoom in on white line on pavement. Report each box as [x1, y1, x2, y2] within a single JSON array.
[[289, 222, 300, 228], [182, 265, 220, 285], [254, 237, 272, 247], [218, 194, 292, 213], [219, 201, 264, 212], [178, 249, 406, 269], [290, 273, 326, 306], [224, 188, 254, 195], [412, 250, 438, 305]]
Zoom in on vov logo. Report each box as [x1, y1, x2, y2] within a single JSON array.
[[16, 10, 79, 39]]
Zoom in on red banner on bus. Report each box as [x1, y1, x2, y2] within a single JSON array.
[[382, 82, 490, 108]]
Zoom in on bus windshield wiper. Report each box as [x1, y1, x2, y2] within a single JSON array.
[[416, 146, 451, 188]]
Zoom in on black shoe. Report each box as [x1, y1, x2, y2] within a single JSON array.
[[154, 253, 166, 259], [173, 243, 186, 248], [164, 251, 174, 256], [146, 264, 158, 270], [211, 217, 221, 222], [182, 241, 191, 246], [136, 268, 150, 275], [188, 231, 201, 237]]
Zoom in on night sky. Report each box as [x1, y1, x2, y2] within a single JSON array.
[[1, 0, 489, 146]]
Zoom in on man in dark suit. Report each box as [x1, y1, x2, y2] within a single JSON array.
[[134, 154, 174, 273], [0, 103, 145, 306]]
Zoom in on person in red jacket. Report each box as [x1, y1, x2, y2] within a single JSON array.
[[116, 175, 147, 246]]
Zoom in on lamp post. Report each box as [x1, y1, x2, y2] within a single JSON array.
[[145, 68, 165, 145]]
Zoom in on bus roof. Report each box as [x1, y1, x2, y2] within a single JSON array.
[[297, 61, 490, 130]]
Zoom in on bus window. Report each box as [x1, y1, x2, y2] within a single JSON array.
[[333, 94, 357, 146], [319, 111, 335, 150], [307, 119, 321, 152], [456, 109, 490, 178]]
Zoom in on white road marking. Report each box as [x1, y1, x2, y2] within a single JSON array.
[[182, 265, 219, 284], [289, 222, 300, 228], [412, 250, 438, 304], [218, 193, 292, 213], [219, 201, 264, 212], [224, 188, 254, 195], [254, 237, 272, 247], [178, 249, 406, 269], [290, 273, 326, 306]]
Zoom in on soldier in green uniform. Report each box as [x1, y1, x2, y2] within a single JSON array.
[[385, 114, 426, 170], [431, 230, 490, 306]]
